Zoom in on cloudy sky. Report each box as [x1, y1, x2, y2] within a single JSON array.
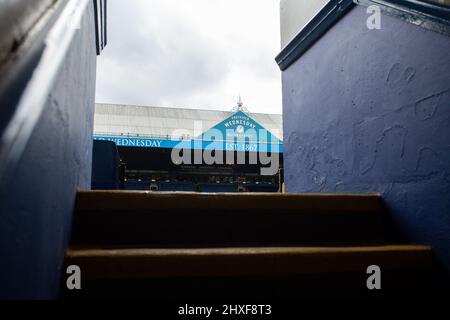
[[95, 0, 282, 114]]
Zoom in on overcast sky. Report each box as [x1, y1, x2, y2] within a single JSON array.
[[95, 0, 282, 114]]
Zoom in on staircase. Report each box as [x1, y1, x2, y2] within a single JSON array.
[[61, 191, 436, 299]]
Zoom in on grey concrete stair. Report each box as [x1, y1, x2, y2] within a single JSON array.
[[62, 191, 439, 300], [71, 191, 389, 247], [66, 245, 432, 280], [63, 245, 435, 299]]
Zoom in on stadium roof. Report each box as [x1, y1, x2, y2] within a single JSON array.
[[94, 103, 283, 141]]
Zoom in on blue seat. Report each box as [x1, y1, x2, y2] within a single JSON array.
[[159, 182, 196, 192], [124, 181, 148, 191], [246, 184, 278, 193], [199, 183, 237, 192]]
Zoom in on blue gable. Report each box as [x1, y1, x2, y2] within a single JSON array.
[[199, 111, 282, 144]]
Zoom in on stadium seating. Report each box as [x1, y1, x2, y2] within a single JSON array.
[[158, 182, 196, 192], [246, 183, 278, 193], [124, 181, 148, 191], [198, 183, 237, 192]]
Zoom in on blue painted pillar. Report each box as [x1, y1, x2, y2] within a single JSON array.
[[0, 1, 101, 299]]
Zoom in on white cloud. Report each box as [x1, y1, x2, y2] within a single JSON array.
[[95, 0, 282, 114]]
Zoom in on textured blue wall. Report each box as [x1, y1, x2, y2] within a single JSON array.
[[282, 6, 450, 271], [0, 2, 97, 299]]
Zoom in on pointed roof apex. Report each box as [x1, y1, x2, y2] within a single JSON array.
[[232, 96, 249, 113], [237, 96, 243, 108]]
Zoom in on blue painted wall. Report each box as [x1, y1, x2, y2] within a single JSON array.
[[282, 6, 450, 271], [0, 2, 97, 299], [92, 140, 120, 190]]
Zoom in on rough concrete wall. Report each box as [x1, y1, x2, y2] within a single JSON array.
[[0, 2, 97, 299], [282, 6, 450, 271]]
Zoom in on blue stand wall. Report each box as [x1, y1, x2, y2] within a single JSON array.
[[0, 2, 97, 299], [92, 140, 120, 190], [282, 5, 450, 271]]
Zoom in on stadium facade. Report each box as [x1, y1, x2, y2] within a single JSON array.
[[92, 101, 284, 192]]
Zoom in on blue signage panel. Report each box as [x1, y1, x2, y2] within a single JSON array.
[[94, 136, 283, 153], [94, 111, 283, 153]]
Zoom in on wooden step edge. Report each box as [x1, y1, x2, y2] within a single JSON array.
[[65, 245, 432, 280], [75, 190, 383, 211]]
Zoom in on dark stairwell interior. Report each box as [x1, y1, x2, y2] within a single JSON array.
[[1, 0, 450, 301], [61, 191, 445, 300]]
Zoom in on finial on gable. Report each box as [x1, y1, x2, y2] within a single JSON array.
[[237, 96, 243, 109], [232, 96, 249, 113]]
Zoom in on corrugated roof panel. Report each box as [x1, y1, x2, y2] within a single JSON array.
[[94, 114, 109, 125], [108, 115, 126, 126], [94, 103, 283, 140], [129, 115, 149, 127], [94, 125, 109, 134]]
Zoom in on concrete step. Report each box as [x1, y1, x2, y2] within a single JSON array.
[[62, 245, 434, 299], [71, 191, 390, 247], [65, 245, 432, 279]]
